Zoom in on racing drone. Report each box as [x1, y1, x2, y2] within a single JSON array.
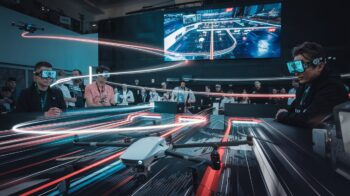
[[74, 135, 253, 181], [11, 21, 44, 33]]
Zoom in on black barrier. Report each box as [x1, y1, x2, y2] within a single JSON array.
[[224, 103, 280, 118]]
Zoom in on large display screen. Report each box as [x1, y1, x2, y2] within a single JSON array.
[[164, 3, 281, 61]]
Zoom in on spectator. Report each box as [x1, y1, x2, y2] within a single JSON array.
[[240, 89, 250, 104], [0, 87, 13, 113], [149, 88, 160, 103], [251, 81, 268, 104], [16, 61, 66, 117], [213, 84, 223, 104], [130, 79, 141, 104], [220, 90, 237, 109], [67, 69, 85, 108], [159, 82, 170, 101], [5, 77, 17, 108], [287, 80, 300, 106], [171, 81, 196, 105], [269, 88, 280, 104], [201, 85, 213, 107], [85, 66, 115, 107], [118, 84, 134, 105], [114, 87, 120, 104], [276, 42, 348, 127], [56, 70, 76, 108], [135, 88, 149, 104]]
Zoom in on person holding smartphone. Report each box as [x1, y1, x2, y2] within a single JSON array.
[[16, 61, 66, 117], [84, 66, 115, 107], [275, 42, 348, 127]]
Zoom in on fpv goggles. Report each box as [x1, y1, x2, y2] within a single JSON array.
[[34, 70, 57, 79], [286, 57, 327, 74]]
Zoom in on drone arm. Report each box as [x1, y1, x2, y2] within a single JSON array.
[[172, 136, 253, 149], [73, 141, 130, 147], [165, 150, 213, 167]]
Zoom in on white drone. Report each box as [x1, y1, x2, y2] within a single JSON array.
[[74, 134, 253, 181]]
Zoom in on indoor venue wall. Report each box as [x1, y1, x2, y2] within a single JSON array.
[[98, 0, 349, 87], [0, 6, 98, 75]]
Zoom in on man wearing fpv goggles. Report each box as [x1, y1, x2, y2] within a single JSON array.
[[16, 61, 66, 117], [275, 42, 348, 128], [85, 65, 115, 107]]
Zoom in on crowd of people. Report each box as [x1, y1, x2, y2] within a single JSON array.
[[1, 42, 349, 128], [0, 65, 307, 116], [0, 63, 299, 116]]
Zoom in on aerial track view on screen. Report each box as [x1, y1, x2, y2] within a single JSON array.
[[164, 3, 281, 61]]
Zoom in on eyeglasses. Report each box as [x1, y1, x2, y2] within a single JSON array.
[[34, 70, 57, 79]]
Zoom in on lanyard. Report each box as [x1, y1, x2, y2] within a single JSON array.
[[40, 92, 48, 112], [96, 83, 105, 101]]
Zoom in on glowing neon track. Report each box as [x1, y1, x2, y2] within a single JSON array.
[[18, 114, 207, 196], [21, 32, 178, 56], [12, 115, 205, 135]]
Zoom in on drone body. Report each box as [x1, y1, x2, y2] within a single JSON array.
[[120, 137, 167, 167], [11, 22, 44, 33]]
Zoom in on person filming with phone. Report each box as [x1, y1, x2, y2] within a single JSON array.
[[275, 42, 348, 128]]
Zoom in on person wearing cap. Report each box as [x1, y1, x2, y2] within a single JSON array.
[[85, 66, 115, 107], [16, 61, 66, 117], [275, 42, 348, 127]]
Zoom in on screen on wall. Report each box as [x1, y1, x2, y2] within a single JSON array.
[[164, 2, 282, 61]]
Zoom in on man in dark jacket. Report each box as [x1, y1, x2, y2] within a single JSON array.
[[275, 42, 348, 128], [16, 61, 66, 117]]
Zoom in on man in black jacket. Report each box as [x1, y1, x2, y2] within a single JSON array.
[[16, 61, 66, 117], [275, 42, 348, 128]]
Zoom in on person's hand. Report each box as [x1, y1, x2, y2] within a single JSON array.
[[45, 107, 62, 117], [71, 97, 77, 102], [275, 109, 288, 119]]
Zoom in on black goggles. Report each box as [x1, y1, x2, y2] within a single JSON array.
[[286, 60, 312, 74]]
